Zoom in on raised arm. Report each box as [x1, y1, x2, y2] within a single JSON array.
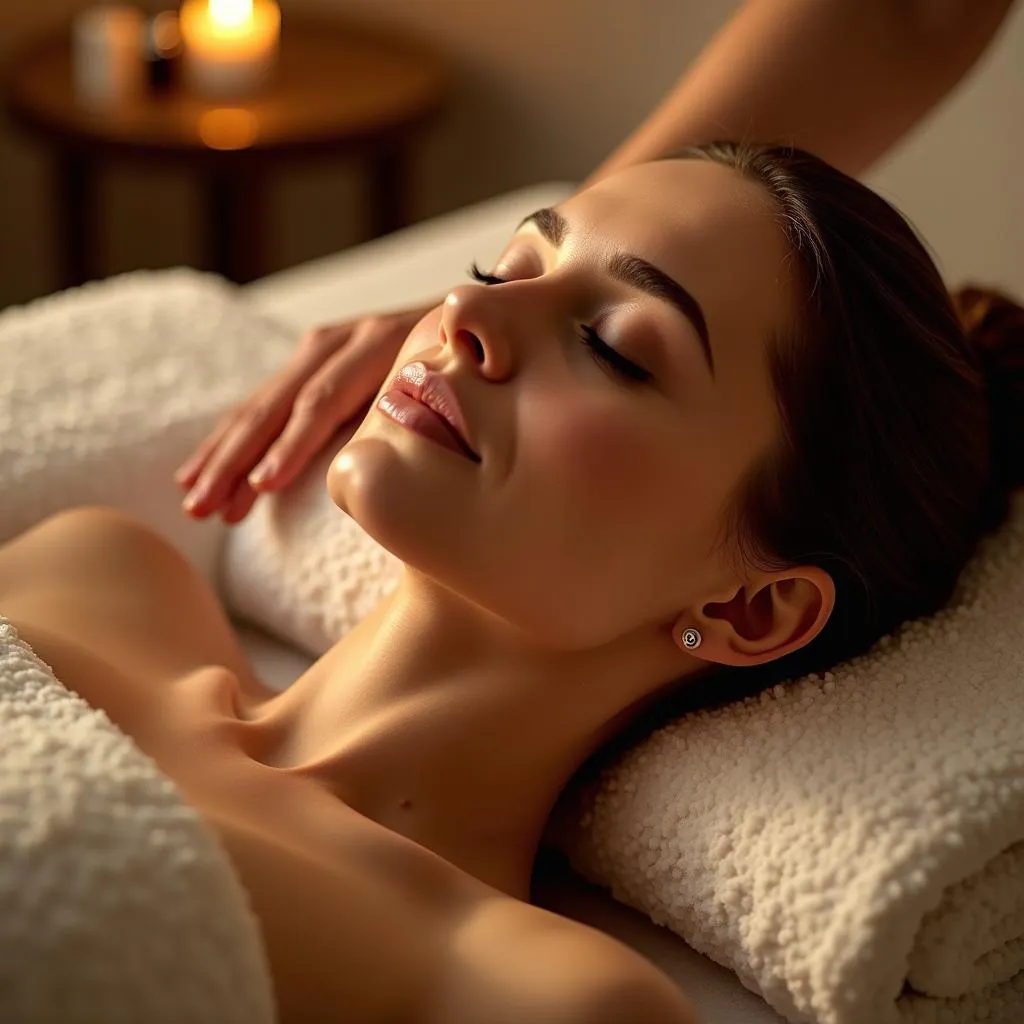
[[584, 0, 1017, 186]]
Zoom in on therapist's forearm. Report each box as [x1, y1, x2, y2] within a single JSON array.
[[583, 0, 1016, 186]]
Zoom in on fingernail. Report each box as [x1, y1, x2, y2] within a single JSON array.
[[248, 459, 276, 487], [183, 485, 207, 511], [174, 458, 199, 483]]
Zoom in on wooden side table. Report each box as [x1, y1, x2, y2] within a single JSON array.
[[2, 16, 448, 286]]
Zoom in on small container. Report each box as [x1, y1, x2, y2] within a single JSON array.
[[72, 4, 145, 110], [143, 9, 183, 94]]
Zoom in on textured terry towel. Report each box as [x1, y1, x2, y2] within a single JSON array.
[[221, 444, 1024, 1024], [0, 615, 276, 1023], [0, 267, 295, 583]]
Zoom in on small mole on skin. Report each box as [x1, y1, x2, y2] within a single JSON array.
[[399, 798, 413, 810]]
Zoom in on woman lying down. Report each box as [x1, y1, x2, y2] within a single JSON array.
[[1, 141, 1022, 1024]]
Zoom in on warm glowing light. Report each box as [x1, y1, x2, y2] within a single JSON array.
[[198, 108, 259, 150], [209, 0, 253, 30], [152, 11, 182, 55], [179, 0, 280, 99]]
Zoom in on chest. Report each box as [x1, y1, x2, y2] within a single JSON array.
[[5, 609, 467, 1023]]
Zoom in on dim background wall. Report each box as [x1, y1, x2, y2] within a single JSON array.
[[1, 0, 1021, 313]]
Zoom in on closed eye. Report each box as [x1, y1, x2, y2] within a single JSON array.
[[466, 261, 653, 385]]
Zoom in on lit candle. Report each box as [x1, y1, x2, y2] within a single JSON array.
[[179, 0, 281, 100]]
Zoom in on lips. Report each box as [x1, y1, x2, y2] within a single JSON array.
[[386, 362, 480, 461]]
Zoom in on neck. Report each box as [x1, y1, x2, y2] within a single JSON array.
[[245, 571, 696, 899]]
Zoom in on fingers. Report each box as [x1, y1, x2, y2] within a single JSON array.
[[173, 407, 241, 490], [247, 322, 398, 491], [173, 304, 429, 525], [220, 477, 259, 525], [180, 392, 290, 518], [176, 331, 348, 519]]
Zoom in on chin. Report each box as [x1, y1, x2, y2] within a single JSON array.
[[327, 429, 611, 649], [326, 433, 510, 616], [326, 432, 467, 572], [327, 435, 395, 523], [330, 453, 578, 645]]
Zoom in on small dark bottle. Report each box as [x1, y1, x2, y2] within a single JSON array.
[[142, 4, 183, 94]]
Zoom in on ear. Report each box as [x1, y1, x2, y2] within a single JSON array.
[[673, 565, 835, 667]]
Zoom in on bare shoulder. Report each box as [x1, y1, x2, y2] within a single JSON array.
[[428, 893, 698, 1024], [558, 962, 699, 1024]]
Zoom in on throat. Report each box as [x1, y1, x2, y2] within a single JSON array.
[[237, 678, 540, 900]]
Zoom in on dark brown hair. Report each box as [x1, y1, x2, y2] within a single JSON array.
[[651, 141, 1024, 718]]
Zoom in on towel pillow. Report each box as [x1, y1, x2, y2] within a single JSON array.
[[0, 614, 276, 1023], [222, 442, 403, 656], [0, 268, 296, 585]]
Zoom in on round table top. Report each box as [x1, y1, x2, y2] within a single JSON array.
[[3, 16, 449, 159]]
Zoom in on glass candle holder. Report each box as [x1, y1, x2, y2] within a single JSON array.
[[179, 0, 281, 100]]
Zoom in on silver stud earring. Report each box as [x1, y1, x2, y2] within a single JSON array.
[[680, 627, 702, 650]]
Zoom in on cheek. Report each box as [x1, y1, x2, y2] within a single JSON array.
[[529, 395, 665, 507]]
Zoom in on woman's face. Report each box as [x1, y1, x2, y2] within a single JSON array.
[[328, 158, 796, 649]]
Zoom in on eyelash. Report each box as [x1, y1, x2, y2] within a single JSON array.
[[467, 261, 652, 384]]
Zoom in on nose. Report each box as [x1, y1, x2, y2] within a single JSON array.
[[438, 284, 513, 381]]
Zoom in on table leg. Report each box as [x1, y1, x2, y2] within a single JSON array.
[[201, 169, 267, 284], [368, 141, 410, 238], [55, 151, 99, 290]]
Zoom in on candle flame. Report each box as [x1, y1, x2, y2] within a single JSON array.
[[209, 0, 253, 29]]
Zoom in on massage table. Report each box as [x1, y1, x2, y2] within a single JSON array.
[[7, 179, 1019, 1024]]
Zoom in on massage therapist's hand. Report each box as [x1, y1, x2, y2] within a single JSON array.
[[173, 301, 436, 524]]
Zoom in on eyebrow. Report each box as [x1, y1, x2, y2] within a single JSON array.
[[515, 207, 714, 376]]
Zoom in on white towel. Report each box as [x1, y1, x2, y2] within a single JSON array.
[[0, 269, 301, 1019], [221, 447, 1024, 1024], [0, 615, 277, 1023], [223, 444, 403, 658], [0, 267, 295, 581]]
